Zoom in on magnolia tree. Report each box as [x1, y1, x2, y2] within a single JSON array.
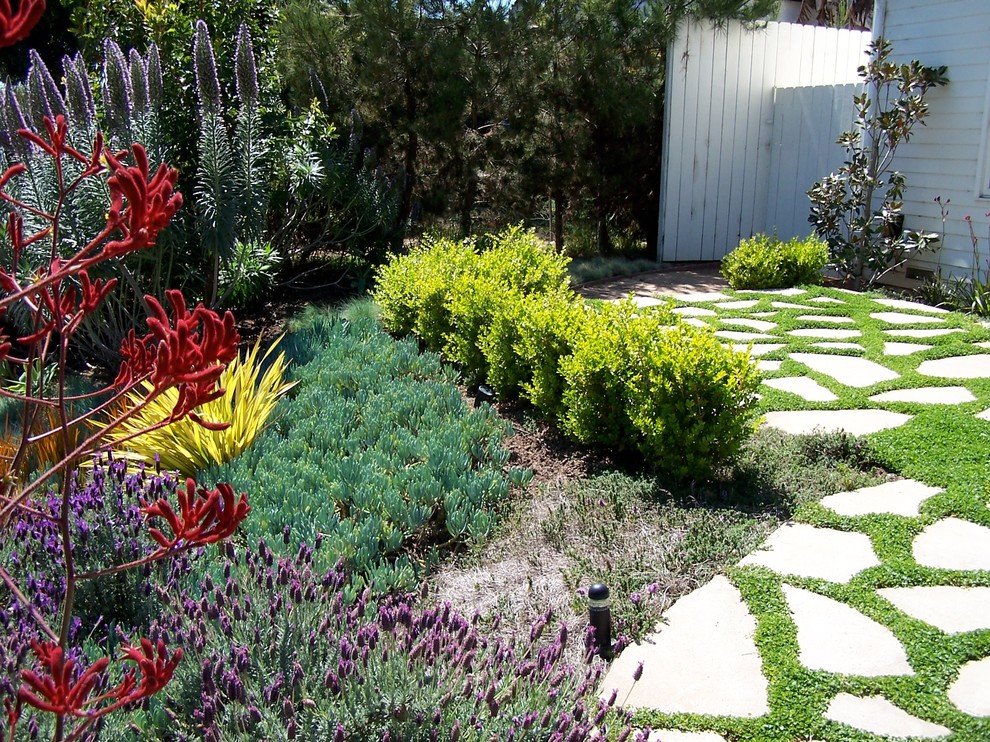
[[0, 2, 249, 739]]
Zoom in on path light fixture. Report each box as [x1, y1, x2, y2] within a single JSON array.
[[588, 582, 613, 659], [475, 384, 496, 407]]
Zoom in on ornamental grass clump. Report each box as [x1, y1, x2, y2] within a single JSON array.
[[126, 533, 636, 741]]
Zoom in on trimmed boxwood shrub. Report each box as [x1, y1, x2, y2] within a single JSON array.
[[720, 233, 828, 289], [374, 227, 762, 478]]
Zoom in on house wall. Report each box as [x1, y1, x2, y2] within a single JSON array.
[[878, 0, 990, 282]]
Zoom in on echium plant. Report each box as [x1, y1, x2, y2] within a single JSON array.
[[0, 3, 251, 739], [193, 20, 275, 308], [808, 37, 948, 289]]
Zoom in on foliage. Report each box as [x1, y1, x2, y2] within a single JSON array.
[[100, 336, 296, 478], [719, 233, 828, 289], [568, 255, 660, 286], [210, 313, 522, 592], [558, 301, 760, 477], [105, 537, 634, 741], [808, 37, 948, 289], [917, 205, 990, 317], [277, 0, 776, 248], [373, 234, 478, 349], [270, 104, 404, 269], [446, 226, 571, 383]]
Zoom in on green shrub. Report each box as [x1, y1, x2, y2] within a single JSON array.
[[560, 301, 760, 477], [373, 235, 477, 351], [481, 290, 583, 415], [623, 320, 762, 478], [209, 314, 522, 591], [720, 233, 828, 289]]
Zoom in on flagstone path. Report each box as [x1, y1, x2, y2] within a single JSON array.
[[583, 276, 990, 741]]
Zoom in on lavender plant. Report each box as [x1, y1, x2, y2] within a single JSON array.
[[127, 532, 637, 741]]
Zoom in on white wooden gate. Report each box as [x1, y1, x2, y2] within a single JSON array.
[[659, 20, 871, 262]]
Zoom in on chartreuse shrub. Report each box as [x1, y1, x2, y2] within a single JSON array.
[[374, 235, 477, 350], [720, 233, 828, 290], [100, 336, 296, 478], [560, 300, 761, 477], [448, 229, 571, 384], [210, 314, 522, 591]]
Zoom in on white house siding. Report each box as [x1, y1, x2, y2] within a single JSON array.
[[878, 0, 990, 281]]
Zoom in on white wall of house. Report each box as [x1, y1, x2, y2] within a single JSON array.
[[877, 0, 990, 282]]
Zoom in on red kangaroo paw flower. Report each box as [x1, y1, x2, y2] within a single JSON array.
[[118, 639, 182, 702], [0, 0, 45, 47], [141, 479, 249, 551], [17, 115, 87, 164], [115, 289, 238, 422], [17, 640, 109, 717], [103, 143, 182, 259]]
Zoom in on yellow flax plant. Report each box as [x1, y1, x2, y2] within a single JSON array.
[[98, 335, 297, 477]]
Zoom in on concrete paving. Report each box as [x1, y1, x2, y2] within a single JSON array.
[[949, 657, 990, 716], [820, 479, 941, 517], [738, 523, 880, 582], [918, 354, 990, 379], [762, 409, 912, 436], [783, 584, 913, 676], [883, 341, 932, 356], [788, 353, 900, 387], [869, 386, 976, 405], [761, 376, 838, 402], [913, 518, 990, 570]]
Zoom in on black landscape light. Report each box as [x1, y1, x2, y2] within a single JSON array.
[[588, 582, 613, 659], [475, 384, 496, 407]]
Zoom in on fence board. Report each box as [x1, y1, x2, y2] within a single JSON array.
[[660, 19, 870, 262]]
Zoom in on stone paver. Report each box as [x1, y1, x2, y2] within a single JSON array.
[[884, 328, 965, 338], [877, 586, 990, 633], [825, 694, 951, 738], [730, 343, 786, 356], [796, 314, 856, 324], [808, 296, 845, 304], [976, 341, 990, 349], [629, 296, 669, 308], [719, 317, 777, 332], [672, 306, 717, 316], [762, 409, 912, 436], [667, 291, 732, 303], [756, 360, 782, 372], [789, 353, 899, 387], [771, 301, 815, 309], [717, 299, 759, 310], [682, 317, 711, 328], [600, 576, 769, 717], [762, 376, 838, 402], [738, 523, 880, 582], [949, 657, 990, 716], [918, 354, 990, 379], [788, 328, 862, 339], [874, 297, 950, 313], [714, 330, 775, 341], [871, 311, 946, 325], [811, 342, 863, 351], [821, 479, 941, 517], [869, 386, 976, 405], [884, 341, 932, 356], [743, 287, 806, 296], [914, 518, 990, 571], [978, 408, 990, 422], [783, 585, 913, 676]]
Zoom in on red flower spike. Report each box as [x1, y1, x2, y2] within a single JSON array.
[[18, 116, 86, 164], [0, 0, 45, 48], [17, 640, 109, 717], [118, 639, 182, 701], [141, 479, 249, 551], [115, 290, 238, 422], [103, 144, 182, 259]]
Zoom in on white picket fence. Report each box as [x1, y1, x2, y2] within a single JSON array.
[[658, 20, 871, 262]]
